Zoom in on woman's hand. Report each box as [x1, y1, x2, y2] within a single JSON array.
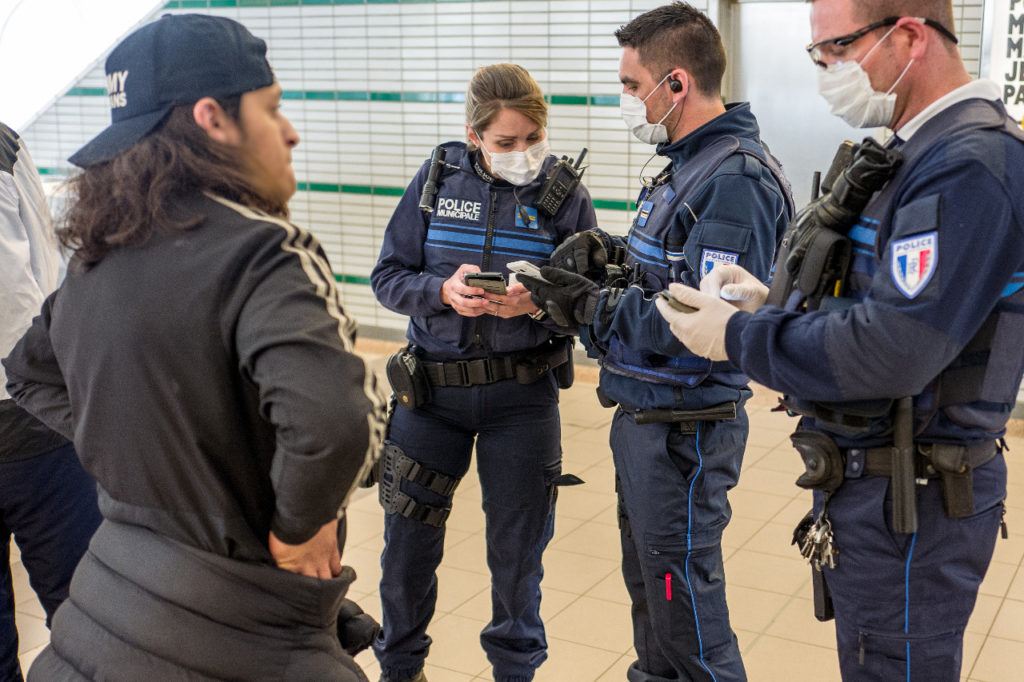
[[487, 282, 540, 318], [441, 264, 503, 317]]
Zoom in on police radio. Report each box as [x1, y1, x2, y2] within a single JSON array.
[[418, 145, 447, 213], [536, 148, 588, 217]]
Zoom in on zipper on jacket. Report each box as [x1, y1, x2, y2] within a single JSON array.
[[473, 190, 499, 348]]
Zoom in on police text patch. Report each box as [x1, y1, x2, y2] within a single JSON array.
[[890, 231, 937, 298], [700, 249, 738, 278]]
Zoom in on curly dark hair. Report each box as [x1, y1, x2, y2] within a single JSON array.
[[614, 2, 726, 98], [60, 97, 288, 267]]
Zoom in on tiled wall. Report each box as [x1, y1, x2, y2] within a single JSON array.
[[22, 0, 991, 338]]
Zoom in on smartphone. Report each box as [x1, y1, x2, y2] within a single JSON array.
[[464, 271, 507, 295], [506, 260, 549, 283], [656, 289, 697, 313]]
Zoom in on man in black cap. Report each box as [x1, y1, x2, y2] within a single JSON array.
[[3, 13, 387, 680]]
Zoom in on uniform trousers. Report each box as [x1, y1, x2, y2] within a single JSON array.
[[1, 443, 101, 682], [818, 451, 1006, 681], [611, 391, 750, 682], [374, 372, 561, 682]]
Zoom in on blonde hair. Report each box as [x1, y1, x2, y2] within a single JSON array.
[[465, 64, 547, 150]]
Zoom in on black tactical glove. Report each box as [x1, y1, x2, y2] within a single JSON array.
[[518, 266, 599, 328], [337, 598, 381, 655], [549, 229, 612, 281]]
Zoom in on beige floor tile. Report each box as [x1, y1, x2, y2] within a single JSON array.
[[990, 528, 1024, 565], [14, 595, 45, 621], [762, 595, 838, 649], [979, 560, 1017, 598], [968, 593, 1004, 635], [739, 520, 805, 559], [442, 532, 489, 577], [740, 633, 841, 682], [752, 446, 807, 476], [550, 518, 622, 559], [555, 487, 617, 523], [722, 584, 789, 635], [988, 597, 1024, 641], [583, 569, 630, 606], [593, 653, 636, 682], [967, 635, 1021, 682], [962, 629, 985, 678], [434, 565, 492, 614], [736, 465, 805, 498], [545, 595, 633, 654], [1005, 564, 1024, 602], [420, 613, 492, 676], [729, 488, 796, 522], [18, 643, 46, 679], [533, 638, 624, 682], [15, 612, 49, 654], [541, 547, 620, 595], [724, 548, 809, 596], [721, 515, 765, 551]]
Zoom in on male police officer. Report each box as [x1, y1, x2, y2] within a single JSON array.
[[519, 4, 792, 680], [657, 1, 1024, 680]]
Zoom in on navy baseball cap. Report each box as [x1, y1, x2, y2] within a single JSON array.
[[69, 14, 275, 168]]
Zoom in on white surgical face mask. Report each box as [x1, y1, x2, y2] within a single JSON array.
[[816, 25, 914, 129], [620, 73, 679, 145], [477, 134, 550, 186]]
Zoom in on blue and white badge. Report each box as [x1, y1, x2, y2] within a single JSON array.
[[515, 205, 539, 229], [700, 249, 738, 278], [636, 200, 654, 227], [890, 231, 937, 298]]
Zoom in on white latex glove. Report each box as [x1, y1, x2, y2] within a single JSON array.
[[654, 283, 738, 362], [699, 263, 768, 313]]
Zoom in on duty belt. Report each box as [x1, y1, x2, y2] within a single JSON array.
[[845, 439, 1001, 519], [844, 440, 999, 479], [421, 356, 517, 387]]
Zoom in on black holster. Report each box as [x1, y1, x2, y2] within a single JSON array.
[[791, 430, 845, 493], [386, 346, 431, 410], [921, 443, 975, 518], [516, 336, 574, 388]]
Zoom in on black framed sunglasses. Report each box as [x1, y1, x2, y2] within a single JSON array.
[[806, 16, 958, 68]]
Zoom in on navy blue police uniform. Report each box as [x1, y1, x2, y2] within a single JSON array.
[[370, 141, 596, 682], [725, 86, 1024, 681], [580, 103, 792, 681]]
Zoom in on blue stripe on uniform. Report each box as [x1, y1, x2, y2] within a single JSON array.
[[686, 425, 718, 681]]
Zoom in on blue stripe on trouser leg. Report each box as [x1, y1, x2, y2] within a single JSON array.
[[612, 398, 748, 682], [819, 452, 1005, 681]]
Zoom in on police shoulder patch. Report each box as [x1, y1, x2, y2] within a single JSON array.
[[700, 249, 738, 278], [890, 231, 937, 298]]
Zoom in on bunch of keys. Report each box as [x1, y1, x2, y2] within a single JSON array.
[[798, 511, 838, 570]]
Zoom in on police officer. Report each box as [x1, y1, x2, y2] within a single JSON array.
[[370, 63, 596, 682], [657, 1, 1024, 680], [517, 4, 793, 680]]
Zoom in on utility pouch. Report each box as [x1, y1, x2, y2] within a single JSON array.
[[791, 430, 845, 493], [386, 346, 431, 410], [923, 443, 975, 518]]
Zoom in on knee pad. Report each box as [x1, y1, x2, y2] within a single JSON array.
[[378, 442, 461, 528]]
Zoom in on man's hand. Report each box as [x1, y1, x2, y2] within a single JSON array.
[[549, 230, 610, 280], [517, 266, 599, 328], [654, 283, 738, 361], [269, 518, 342, 579], [700, 264, 768, 313]]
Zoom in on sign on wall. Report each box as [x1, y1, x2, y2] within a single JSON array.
[[985, 0, 1024, 125]]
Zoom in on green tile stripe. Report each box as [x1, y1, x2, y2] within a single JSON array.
[[39, 168, 632, 210], [334, 273, 372, 285], [70, 88, 618, 107]]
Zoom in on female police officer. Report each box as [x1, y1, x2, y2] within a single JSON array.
[[370, 63, 597, 682]]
